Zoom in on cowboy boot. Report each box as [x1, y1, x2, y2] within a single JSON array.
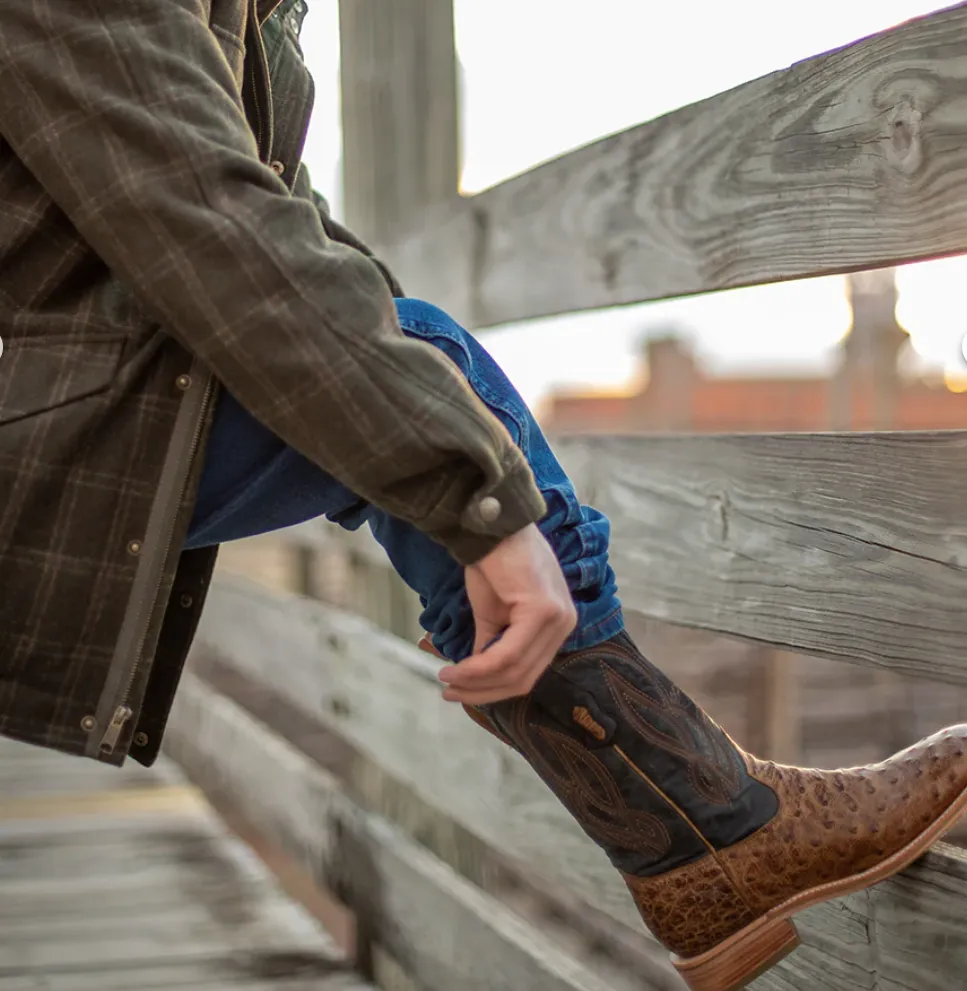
[[419, 631, 967, 991]]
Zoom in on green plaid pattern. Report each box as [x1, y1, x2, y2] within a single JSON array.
[[0, 0, 544, 764]]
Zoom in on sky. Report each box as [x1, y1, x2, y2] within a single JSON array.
[[299, 1, 967, 408]]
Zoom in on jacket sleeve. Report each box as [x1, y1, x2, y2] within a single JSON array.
[[0, 0, 546, 565], [295, 167, 406, 300]]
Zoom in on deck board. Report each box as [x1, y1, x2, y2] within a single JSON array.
[[0, 738, 372, 991]]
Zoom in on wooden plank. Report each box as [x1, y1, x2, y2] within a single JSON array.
[[0, 912, 327, 973], [165, 672, 630, 991], [0, 963, 366, 991], [168, 661, 967, 991], [0, 826, 248, 886], [0, 741, 368, 990], [379, 3, 967, 327], [0, 814, 343, 971], [18, 967, 369, 991], [0, 870, 284, 924], [556, 431, 967, 686], [0, 786, 202, 822]]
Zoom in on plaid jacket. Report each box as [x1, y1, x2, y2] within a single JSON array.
[[0, 0, 545, 765]]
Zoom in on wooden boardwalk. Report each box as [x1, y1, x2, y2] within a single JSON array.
[[0, 737, 371, 991]]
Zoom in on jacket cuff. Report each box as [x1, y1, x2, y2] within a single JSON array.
[[430, 461, 548, 566]]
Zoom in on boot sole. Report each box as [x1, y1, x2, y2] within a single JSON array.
[[671, 781, 967, 991]]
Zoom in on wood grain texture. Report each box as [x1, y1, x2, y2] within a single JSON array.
[[0, 968, 369, 991], [339, 0, 459, 246], [378, 3, 967, 327], [0, 738, 368, 989], [282, 428, 967, 686], [165, 672, 626, 991], [186, 576, 967, 989], [556, 431, 967, 686]]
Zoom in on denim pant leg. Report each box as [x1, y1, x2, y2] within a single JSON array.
[[186, 297, 624, 661]]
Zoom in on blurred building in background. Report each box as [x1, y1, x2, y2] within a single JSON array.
[[541, 269, 967, 435]]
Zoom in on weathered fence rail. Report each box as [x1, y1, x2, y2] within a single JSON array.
[[381, 3, 967, 327], [554, 432, 967, 683], [165, 5, 967, 990]]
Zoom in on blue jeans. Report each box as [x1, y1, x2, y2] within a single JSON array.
[[186, 298, 624, 661]]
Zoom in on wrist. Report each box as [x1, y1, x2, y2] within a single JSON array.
[[432, 462, 547, 566]]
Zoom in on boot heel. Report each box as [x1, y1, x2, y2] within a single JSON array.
[[672, 916, 800, 991]]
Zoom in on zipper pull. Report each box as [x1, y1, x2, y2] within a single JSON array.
[[99, 705, 133, 755]]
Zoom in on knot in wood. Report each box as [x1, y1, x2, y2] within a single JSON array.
[[887, 101, 924, 176]]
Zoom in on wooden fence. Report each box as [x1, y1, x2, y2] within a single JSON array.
[[166, 5, 967, 990]]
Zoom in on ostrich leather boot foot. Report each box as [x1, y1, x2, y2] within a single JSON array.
[[419, 631, 967, 991]]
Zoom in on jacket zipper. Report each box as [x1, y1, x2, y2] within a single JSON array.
[[96, 371, 215, 756], [245, 0, 274, 161], [99, 705, 134, 754]]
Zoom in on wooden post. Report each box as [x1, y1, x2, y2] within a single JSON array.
[[292, 545, 319, 599], [831, 269, 905, 430], [338, 0, 460, 247], [761, 648, 801, 764], [828, 345, 851, 431]]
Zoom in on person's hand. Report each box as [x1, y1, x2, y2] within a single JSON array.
[[437, 523, 577, 705]]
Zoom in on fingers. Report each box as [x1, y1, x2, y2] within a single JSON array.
[[443, 526, 578, 705], [441, 619, 543, 690], [439, 600, 575, 704], [472, 617, 505, 657], [464, 564, 506, 655], [442, 619, 554, 689]]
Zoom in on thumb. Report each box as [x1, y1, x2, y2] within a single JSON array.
[[465, 565, 508, 655]]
